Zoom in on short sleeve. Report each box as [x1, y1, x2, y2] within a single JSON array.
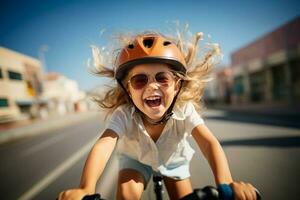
[[105, 106, 127, 138], [185, 102, 205, 135]]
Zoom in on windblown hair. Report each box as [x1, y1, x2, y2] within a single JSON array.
[[90, 26, 222, 116]]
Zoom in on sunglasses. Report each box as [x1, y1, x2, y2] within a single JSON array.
[[128, 71, 177, 90]]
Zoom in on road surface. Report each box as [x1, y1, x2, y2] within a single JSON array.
[[0, 109, 299, 199]]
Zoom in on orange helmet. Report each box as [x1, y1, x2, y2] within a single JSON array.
[[115, 34, 187, 82]]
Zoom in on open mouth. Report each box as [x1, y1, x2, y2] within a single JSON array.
[[144, 96, 162, 107]]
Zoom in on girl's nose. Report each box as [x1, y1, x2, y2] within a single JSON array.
[[145, 80, 160, 92]]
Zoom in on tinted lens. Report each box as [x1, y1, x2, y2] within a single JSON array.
[[155, 72, 173, 86], [130, 74, 148, 89]]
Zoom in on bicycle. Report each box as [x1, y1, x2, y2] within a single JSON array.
[[82, 175, 262, 200]]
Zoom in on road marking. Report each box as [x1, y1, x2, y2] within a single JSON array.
[[18, 136, 98, 200], [21, 133, 67, 157]]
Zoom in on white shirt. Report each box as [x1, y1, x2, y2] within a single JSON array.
[[106, 101, 205, 179]]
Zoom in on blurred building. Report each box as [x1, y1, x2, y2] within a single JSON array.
[[204, 69, 218, 104], [43, 73, 87, 115], [0, 47, 45, 122], [231, 16, 300, 106], [204, 66, 233, 105], [216, 67, 233, 104]]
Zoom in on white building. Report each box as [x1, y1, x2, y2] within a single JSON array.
[[43, 73, 86, 115]]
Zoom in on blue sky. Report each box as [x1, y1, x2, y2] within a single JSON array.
[[1, 0, 299, 91]]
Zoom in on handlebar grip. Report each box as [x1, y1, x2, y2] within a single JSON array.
[[181, 186, 262, 200], [82, 193, 103, 200]]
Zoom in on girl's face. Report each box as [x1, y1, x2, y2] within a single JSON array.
[[126, 63, 181, 121]]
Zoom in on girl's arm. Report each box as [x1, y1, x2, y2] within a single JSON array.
[[58, 129, 118, 200], [191, 124, 233, 184], [192, 124, 258, 200], [79, 128, 118, 193]]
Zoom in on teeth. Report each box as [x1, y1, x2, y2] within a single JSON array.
[[145, 96, 161, 101]]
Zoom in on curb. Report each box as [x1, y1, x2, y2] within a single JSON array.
[[0, 111, 102, 145]]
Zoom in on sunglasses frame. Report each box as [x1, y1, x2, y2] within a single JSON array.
[[127, 70, 179, 90]]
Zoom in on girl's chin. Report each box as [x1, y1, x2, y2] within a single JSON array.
[[144, 106, 166, 118], [144, 110, 169, 121], [138, 102, 170, 120]]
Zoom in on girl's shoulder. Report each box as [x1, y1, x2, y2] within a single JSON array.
[[111, 104, 134, 119], [176, 101, 198, 115], [183, 101, 198, 113], [173, 101, 201, 120], [181, 102, 205, 130]]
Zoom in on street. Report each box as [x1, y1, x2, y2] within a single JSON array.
[[0, 109, 299, 200]]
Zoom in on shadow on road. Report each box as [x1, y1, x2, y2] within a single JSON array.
[[220, 136, 300, 148], [205, 110, 300, 129]]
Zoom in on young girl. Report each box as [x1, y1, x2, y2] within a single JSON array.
[[58, 31, 258, 200]]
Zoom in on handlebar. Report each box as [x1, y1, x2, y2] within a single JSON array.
[[82, 194, 103, 200], [82, 186, 262, 200], [181, 186, 219, 200]]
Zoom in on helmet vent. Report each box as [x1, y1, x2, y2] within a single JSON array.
[[163, 41, 171, 46], [128, 44, 134, 49], [143, 38, 154, 48]]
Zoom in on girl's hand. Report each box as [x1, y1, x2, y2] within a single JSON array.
[[230, 181, 258, 200], [58, 188, 90, 200]]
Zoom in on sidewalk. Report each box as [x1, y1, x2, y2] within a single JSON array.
[[0, 111, 102, 145]]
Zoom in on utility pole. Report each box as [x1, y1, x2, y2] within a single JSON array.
[[39, 45, 49, 73]]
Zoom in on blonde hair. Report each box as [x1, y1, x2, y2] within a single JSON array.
[[90, 27, 221, 116]]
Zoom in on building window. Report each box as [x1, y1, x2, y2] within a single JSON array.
[[8, 70, 22, 80], [234, 76, 244, 96], [250, 71, 265, 102], [0, 98, 9, 107], [0, 68, 2, 79]]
